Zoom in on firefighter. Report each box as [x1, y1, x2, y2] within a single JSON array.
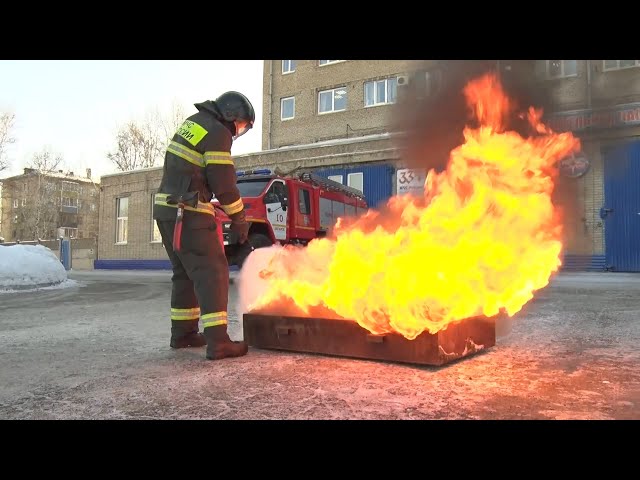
[[153, 91, 254, 360]]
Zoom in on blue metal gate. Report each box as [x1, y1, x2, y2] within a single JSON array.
[[602, 140, 640, 272]]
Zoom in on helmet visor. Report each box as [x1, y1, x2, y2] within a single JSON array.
[[233, 120, 253, 140]]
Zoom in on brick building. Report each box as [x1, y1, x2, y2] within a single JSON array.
[[95, 167, 167, 268], [95, 60, 640, 272], [539, 60, 640, 272], [0, 168, 100, 242]]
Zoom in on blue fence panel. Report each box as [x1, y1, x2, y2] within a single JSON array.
[[314, 163, 395, 208], [60, 239, 72, 270]]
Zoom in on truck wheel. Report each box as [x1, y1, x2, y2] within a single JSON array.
[[236, 233, 273, 269]]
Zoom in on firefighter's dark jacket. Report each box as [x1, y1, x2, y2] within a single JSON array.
[[153, 101, 245, 224]]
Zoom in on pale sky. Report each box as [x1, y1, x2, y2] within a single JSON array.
[[0, 60, 264, 180]]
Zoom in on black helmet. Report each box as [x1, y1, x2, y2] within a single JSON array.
[[214, 91, 255, 139]]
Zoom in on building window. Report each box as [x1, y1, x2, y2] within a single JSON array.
[[282, 60, 296, 74], [544, 60, 577, 79], [425, 70, 442, 97], [13, 199, 18, 208], [319, 60, 344, 66], [151, 194, 162, 243], [21, 199, 26, 206], [60, 227, 78, 239], [281, 96, 295, 120], [603, 60, 640, 71], [90, 204, 96, 212], [347, 172, 364, 193], [116, 196, 128, 244], [364, 77, 398, 107], [328, 175, 343, 184], [61, 197, 79, 213], [318, 87, 347, 114]]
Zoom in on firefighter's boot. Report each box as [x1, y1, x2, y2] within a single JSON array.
[[170, 320, 207, 349], [204, 325, 248, 360]]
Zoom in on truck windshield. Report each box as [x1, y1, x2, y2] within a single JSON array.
[[237, 179, 270, 197]]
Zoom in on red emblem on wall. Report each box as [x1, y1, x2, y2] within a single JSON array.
[[559, 153, 590, 178]]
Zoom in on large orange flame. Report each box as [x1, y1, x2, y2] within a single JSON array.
[[248, 73, 581, 340]]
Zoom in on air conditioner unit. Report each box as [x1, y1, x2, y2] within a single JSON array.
[[397, 75, 410, 87]]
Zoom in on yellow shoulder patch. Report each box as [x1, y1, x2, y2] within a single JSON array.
[[176, 120, 208, 146]]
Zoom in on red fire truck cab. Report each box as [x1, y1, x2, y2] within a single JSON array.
[[213, 168, 368, 268]]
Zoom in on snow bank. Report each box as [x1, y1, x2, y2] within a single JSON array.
[[0, 244, 67, 290]]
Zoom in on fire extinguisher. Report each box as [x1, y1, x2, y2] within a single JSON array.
[[213, 204, 255, 253]]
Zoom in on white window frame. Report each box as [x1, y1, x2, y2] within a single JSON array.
[[544, 60, 578, 79], [115, 196, 128, 245], [13, 199, 18, 208], [62, 197, 78, 208], [328, 175, 343, 184], [319, 60, 345, 66], [364, 77, 398, 107], [318, 87, 347, 114], [282, 60, 296, 74], [151, 193, 162, 243], [21, 199, 26, 206], [603, 60, 640, 71], [60, 227, 78, 239], [281, 96, 295, 121], [347, 172, 364, 193]]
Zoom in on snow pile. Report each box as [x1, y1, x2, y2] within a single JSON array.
[[0, 244, 68, 290]]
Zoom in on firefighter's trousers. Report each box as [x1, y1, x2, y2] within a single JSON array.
[[157, 215, 229, 330]]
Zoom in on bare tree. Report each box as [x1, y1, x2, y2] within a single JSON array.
[[28, 147, 63, 172], [107, 102, 190, 172], [108, 120, 165, 171], [0, 112, 16, 172], [160, 101, 188, 141]]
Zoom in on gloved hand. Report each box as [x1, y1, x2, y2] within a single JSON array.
[[231, 220, 249, 244], [229, 210, 249, 244]]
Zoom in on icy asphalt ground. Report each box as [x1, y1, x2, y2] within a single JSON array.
[[0, 269, 638, 420]]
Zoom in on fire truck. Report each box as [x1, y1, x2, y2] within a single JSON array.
[[213, 168, 369, 268]]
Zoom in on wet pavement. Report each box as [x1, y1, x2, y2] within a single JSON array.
[[0, 270, 638, 419]]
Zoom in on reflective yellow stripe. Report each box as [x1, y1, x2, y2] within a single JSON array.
[[171, 313, 200, 320], [171, 307, 201, 320], [171, 307, 201, 313], [176, 120, 208, 147], [221, 198, 244, 215], [154, 193, 216, 216], [204, 151, 234, 165], [167, 141, 205, 167], [202, 311, 228, 328]]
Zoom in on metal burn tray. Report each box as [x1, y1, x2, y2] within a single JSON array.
[[242, 313, 496, 366]]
